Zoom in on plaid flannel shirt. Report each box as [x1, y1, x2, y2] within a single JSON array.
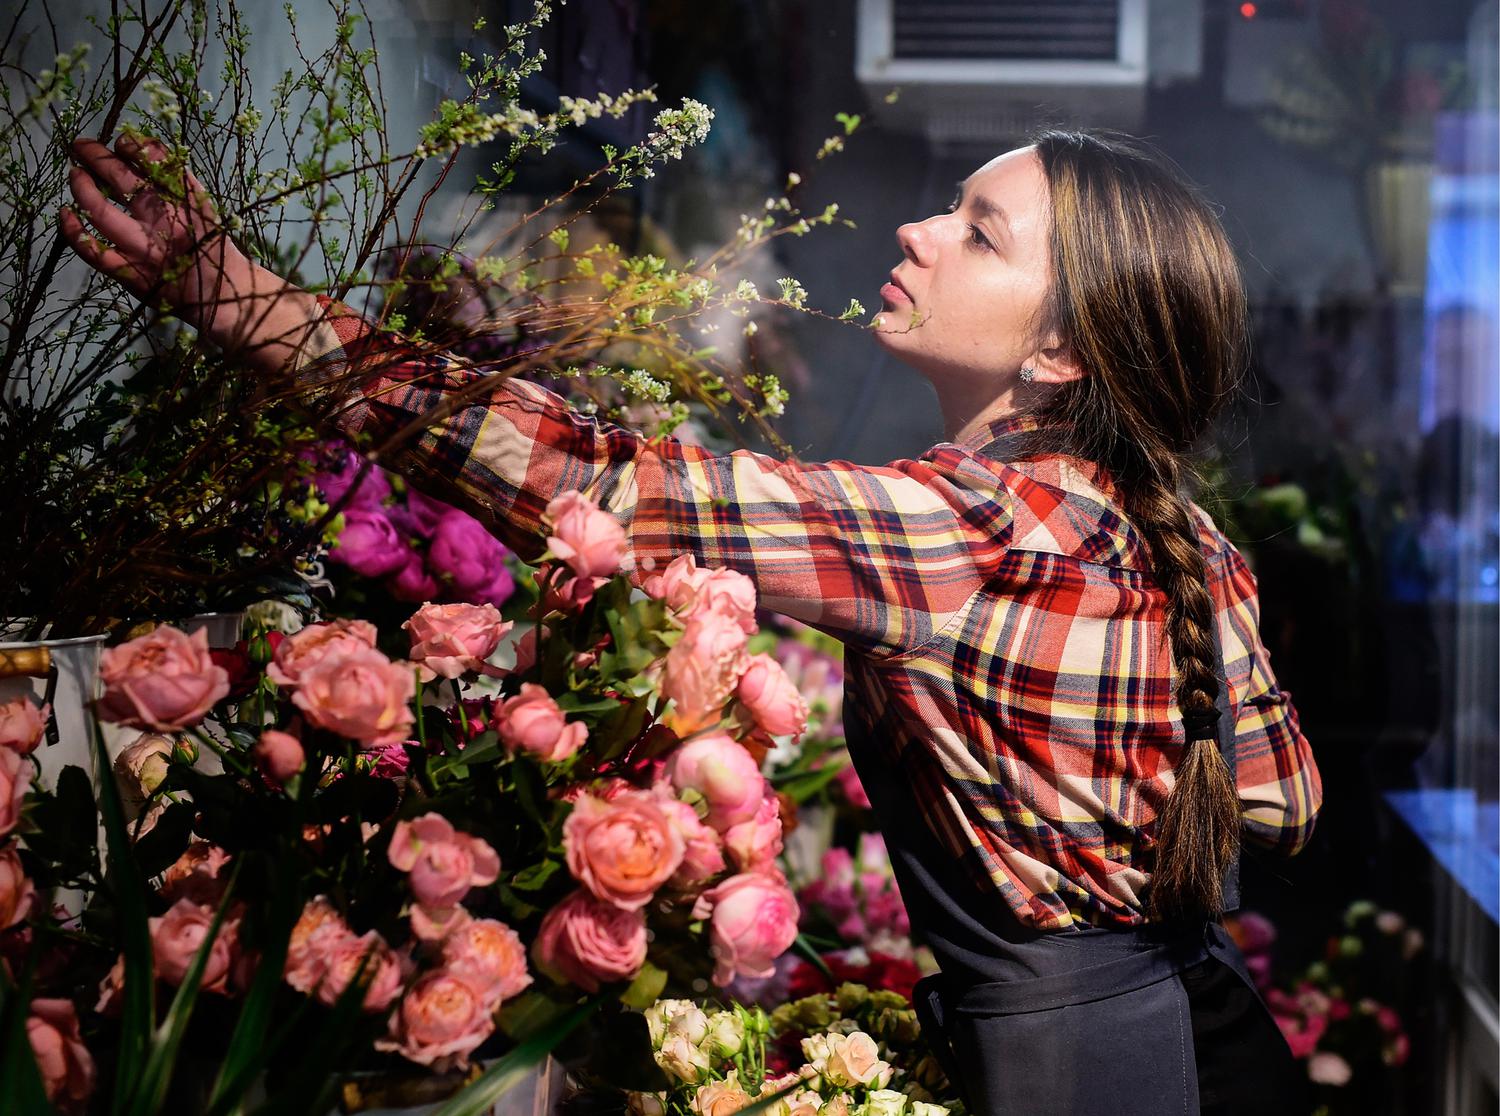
[[307, 301, 1322, 931]]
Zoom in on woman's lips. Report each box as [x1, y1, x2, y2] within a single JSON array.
[[880, 282, 910, 306]]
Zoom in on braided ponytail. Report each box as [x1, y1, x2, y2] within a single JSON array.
[[1028, 130, 1250, 922]]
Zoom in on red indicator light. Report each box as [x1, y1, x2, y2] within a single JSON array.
[[1239, 1, 1257, 16]]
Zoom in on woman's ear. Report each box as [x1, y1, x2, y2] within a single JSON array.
[[1025, 333, 1084, 385]]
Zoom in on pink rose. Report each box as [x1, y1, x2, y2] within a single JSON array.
[[564, 792, 685, 911], [113, 732, 176, 810], [358, 739, 412, 780], [0, 843, 34, 928], [493, 684, 587, 762], [723, 796, 784, 874], [0, 696, 49, 755], [644, 557, 757, 634], [332, 507, 412, 579], [657, 795, 726, 889], [442, 917, 533, 1007], [734, 655, 809, 739], [694, 872, 799, 986], [149, 898, 239, 994], [403, 602, 512, 681], [665, 734, 766, 831], [410, 902, 469, 942], [290, 646, 415, 746], [0, 749, 29, 838], [26, 999, 95, 1113], [254, 730, 305, 783], [285, 898, 352, 994], [532, 888, 647, 992], [545, 490, 627, 581], [643, 554, 710, 610], [97, 626, 230, 732], [662, 611, 749, 732], [266, 619, 379, 688], [159, 842, 232, 905], [376, 968, 495, 1070], [387, 814, 501, 909], [313, 929, 406, 1012]]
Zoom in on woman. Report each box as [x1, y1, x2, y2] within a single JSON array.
[[63, 128, 1322, 1114]]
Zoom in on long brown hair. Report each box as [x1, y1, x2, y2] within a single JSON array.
[[1028, 129, 1249, 922]]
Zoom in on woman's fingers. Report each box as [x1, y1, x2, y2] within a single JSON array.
[[59, 207, 145, 292], [66, 166, 153, 257], [68, 137, 145, 203]]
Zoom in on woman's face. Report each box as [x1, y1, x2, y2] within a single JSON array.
[[875, 146, 1056, 388]]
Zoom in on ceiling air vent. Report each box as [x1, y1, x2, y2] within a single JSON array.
[[890, 0, 1123, 62]]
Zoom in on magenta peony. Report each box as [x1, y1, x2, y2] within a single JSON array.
[[97, 626, 230, 732], [428, 512, 511, 598], [331, 507, 411, 579]]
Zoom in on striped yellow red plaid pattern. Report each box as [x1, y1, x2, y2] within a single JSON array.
[[308, 301, 1322, 931]]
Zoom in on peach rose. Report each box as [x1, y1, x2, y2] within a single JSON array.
[[387, 814, 501, 909], [492, 683, 587, 762], [376, 967, 495, 1070], [532, 888, 647, 993], [253, 730, 305, 783], [0, 695, 49, 754], [563, 791, 685, 911], [266, 619, 378, 688], [657, 795, 726, 889], [666, 733, 766, 831], [27, 999, 95, 1112], [149, 898, 239, 994], [97, 626, 230, 731], [290, 646, 415, 746], [735, 655, 809, 739], [284, 897, 352, 994], [403, 602, 513, 682], [723, 795, 784, 874], [409, 902, 469, 942], [692, 1075, 752, 1116], [441, 917, 533, 1007], [313, 929, 406, 1012], [545, 490, 628, 581], [688, 568, 758, 634], [0, 749, 29, 837], [822, 1031, 891, 1088], [159, 842, 232, 905], [693, 871, 799, 986], [662, 610, 749, 731], [0, 843, 34, 928]]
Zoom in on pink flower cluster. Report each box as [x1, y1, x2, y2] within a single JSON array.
[[644, 555, 808, 740], [269, 619, 416, 747], [0, 697, 42, 950], [97, 626, 230, 732], [540, 490, 629, 608], [797, 834, 910, 951], [312, 445, 516, 608]]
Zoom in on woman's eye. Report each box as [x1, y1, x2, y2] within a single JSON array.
[[965, 223, 991, 251]]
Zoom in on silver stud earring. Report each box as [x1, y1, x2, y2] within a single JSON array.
[[1018, 366, 1036, 384]]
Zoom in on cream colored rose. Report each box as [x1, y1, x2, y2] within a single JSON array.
[[656, 1033, 712, 1083], [703, 1011, 745, 1058], [626, 1092, 667, 1116], [667, 1005, 710, 1046], [819, 1095, 854, 1116], [799, 1033, 831, 1076], [909, 1104, 950, 1116], [823, 1032, 889, 1088], [644, 998, 700, 1047], [692, 1076, 752, 1116], [861, 1089, 909, 1116]]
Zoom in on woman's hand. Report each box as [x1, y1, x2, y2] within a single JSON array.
[[60, 133, 330, 377]]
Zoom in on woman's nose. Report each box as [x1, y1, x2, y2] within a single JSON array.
[[896, 219, 935, 267]]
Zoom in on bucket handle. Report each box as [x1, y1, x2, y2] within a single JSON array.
[[0, 648, 62, 746]]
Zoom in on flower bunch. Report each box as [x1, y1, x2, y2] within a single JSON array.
[[798, 834, 911, 956]]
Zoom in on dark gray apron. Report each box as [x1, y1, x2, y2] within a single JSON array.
[[845, 431, 1260, 1115]]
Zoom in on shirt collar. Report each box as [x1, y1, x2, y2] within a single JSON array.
[[955, 410, 1043, 454]]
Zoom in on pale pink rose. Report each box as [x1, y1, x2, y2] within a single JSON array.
[[493, 683, 586, 762], [662, 611, 750, 731], [284, 898, 353, 994], [0, 696, 49, 755], [735, 655, 809, 739], [532, 888, 647, 992], [692, 1077, 752, 1116], [695, 871, 799, 986], [376, 968, 495, 1070], [823, 1032, 889, 1087], [0, 843, 34, 928], [1307, 1051, 1353, 1086], [723, 796, 784, 873], [97, 626, 230, 731], [402, 602, 513, 682], [409, 902, 470, 942], [26, 999, 95, 1112], [159, 842, 232, 905], [510, 626, 542, 675], [253, 730, 305, 783], [387, 814, 501, 909], [688, 568, 758, 634], [442, 917, 533, 1006], [545, 490, 627, 581], [666, 734, 766, 831], [313, 929, 406, 1012], [564, 791, 685, 911], [290, 646, 415, 746], [643, 554, 711, 610], [112, 732, 176, 814], [266, 619, 379, 688], [149, 898, 238, 994], [657, 795, 726, 889], [0, 749, 28, 837]]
